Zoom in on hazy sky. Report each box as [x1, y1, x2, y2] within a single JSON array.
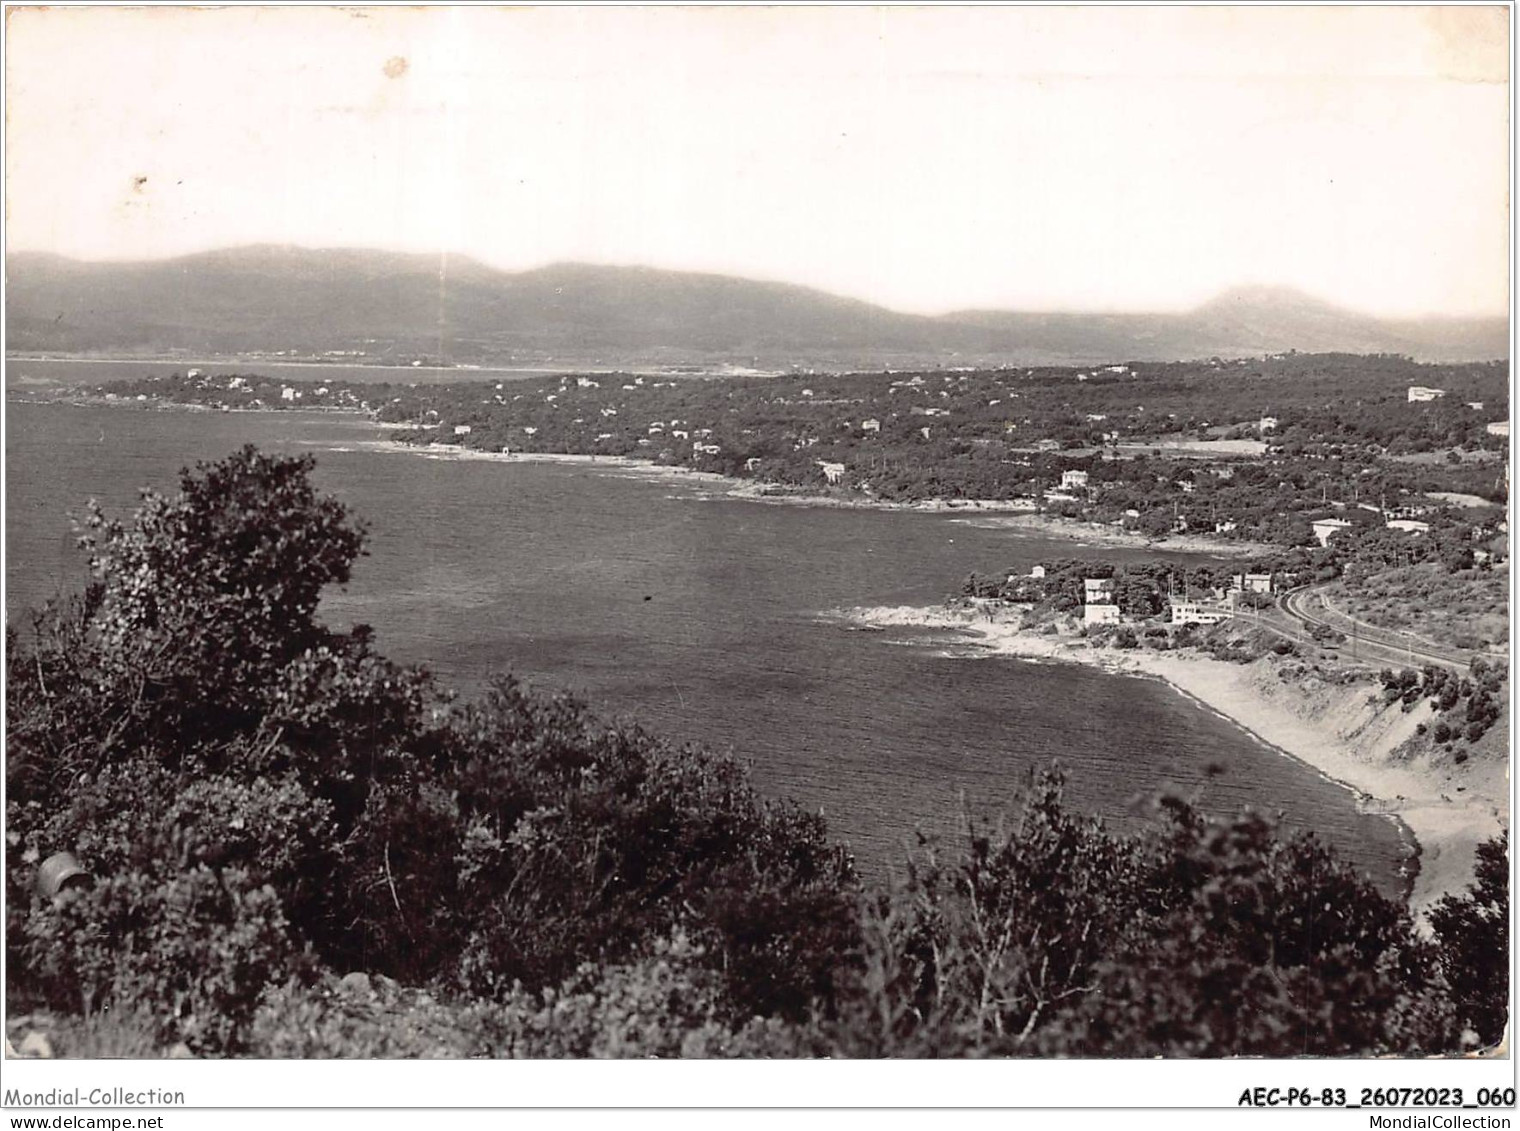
[[5, 6, 1510, 316]]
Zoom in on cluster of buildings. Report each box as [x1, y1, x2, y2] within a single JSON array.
[[1080, 572, 1275, 628]]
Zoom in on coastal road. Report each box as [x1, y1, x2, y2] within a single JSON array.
[[1276, 586, 1500, 675]]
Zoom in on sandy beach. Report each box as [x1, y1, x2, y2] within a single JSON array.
[[846, 603, 1507, 919]]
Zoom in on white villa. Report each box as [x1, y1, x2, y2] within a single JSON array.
[[1082, 577, 1119, 625], [1311, 517, 1354, 547], [1170, 600, 1232, 626], [1231, 573, 1274, 594]]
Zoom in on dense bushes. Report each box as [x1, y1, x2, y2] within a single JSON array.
[[5, 447, 1508, 1057], [248, 771, 1490, 1059], [428, 677, 857, 1016], [247, 933, 802, 1058], [6, 447, 855, 1051], [1428, 835, 1510, 1048], [1379, 661, 1506, 745]]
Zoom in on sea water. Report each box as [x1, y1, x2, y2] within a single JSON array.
[[5, 399, 1410, 889]]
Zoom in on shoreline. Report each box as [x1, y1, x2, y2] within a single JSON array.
[[6, 355, 787, 378], [7, 354, 538, 374], [19, 399, 1284, 557], [843, 603, 1506, 919], [353, 438, 1269, 549], [358, 438, 1049, 511], [942, 511, 1275, 557], [348, 439, 743, 489], [8, 394, 369, 418], [11, 399, 1272, 552]]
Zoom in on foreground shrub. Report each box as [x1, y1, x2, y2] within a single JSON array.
[[6, 447, 856, 1052], [815, 770, 1150, 1057], [1428, 834, 1509, 1048], [248, 932, 807, 1059], [1047, 807, 1457, 1056], [807, 772, 1459, 1058]]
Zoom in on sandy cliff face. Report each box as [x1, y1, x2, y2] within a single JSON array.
[[1167, 655, 1507, 919]]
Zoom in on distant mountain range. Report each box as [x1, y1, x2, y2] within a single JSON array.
[[5, 246, 1507, 368]]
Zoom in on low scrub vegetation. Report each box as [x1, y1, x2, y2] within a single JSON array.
[[1381, 662, 1507, 748], [6, 448, 1507, 1057], [1333, 563, 1509, 654]]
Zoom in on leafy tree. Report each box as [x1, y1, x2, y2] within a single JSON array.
[[7, 448, 431, 1048], [1428, 835, 1509, 1048], [1118, 578, 1164, 618], [817, 768, 1152, 1057], [76, 445, 369, 749]]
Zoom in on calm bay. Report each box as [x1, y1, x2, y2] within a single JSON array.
[[5, 398, 1410, 889]]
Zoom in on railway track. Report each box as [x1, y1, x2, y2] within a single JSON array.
[[1276, 586, 1494, 674]]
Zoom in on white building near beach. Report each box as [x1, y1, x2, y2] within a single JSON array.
[[1083, 604, 1121, 626], [1170, 599, 1232, 626], [1082, 577, 1119, 626], [1083, 578, 1114, 604]]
